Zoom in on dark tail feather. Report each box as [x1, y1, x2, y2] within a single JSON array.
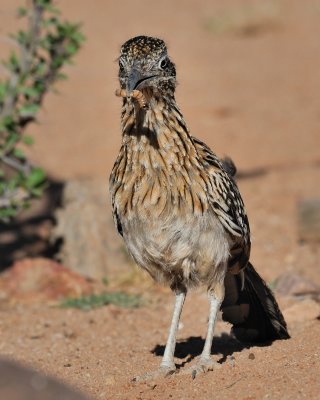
[[221, 262, 290, 343]]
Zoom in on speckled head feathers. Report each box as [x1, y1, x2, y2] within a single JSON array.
[[118, 36, 176, 96], [120, 36, 167, 62]]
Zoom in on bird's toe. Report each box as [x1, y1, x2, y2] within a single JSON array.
[[132, 364, 176, 382], [181, 357, 221, 378]]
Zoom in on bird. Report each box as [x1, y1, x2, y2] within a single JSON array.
[[110, 35, 289, 379]]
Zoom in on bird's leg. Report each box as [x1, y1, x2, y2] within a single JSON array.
[[160, 291, 186, 372], [199, 290, 222, 365], [183, 283, 224, 377], [133, 291, 186, 382]]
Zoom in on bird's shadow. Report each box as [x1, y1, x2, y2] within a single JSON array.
[[152, 334, 260, 368]]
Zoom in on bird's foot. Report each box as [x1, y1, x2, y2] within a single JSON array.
[[132, 364, 176, 383], [181, 357, 220, 379]]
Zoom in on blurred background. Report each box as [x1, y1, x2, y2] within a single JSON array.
[[0, 1, 319, 398]]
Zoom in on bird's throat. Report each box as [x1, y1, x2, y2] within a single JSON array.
[[121, 93, 196, 159]]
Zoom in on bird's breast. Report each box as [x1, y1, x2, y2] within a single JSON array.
[[120, 201, 230, 289], [112, 135, 210, 221]]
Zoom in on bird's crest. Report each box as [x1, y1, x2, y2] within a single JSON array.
[[120, 36, 167, 62]]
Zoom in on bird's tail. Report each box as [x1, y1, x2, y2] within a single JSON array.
[[221, 262, 290, 342]]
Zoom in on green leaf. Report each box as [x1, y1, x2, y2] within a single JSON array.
[[22, 135, 34, 146], [65, 43, 78, 56], [30, 187, 44, 197], [0, 182, 5, 194], [19, 86, 39, 98], [19, 104, 40, 117], [8, 176, 19, 190], [51, 56, 64, 69], [35, 61, 47, 75], [25, 167, 46, 189], [0, 83, 7, 102], [56, 72, 67, 80], [0, 207, 17, 219], [17, 7, 27, 17], [72, 30, 86, 44], [44, 3, 60, 15], [0, 116, 17, 136], [12, 148, 25, 159], [6, 51, 20, 73], [4, 133, 19, 149], [42, 16, 59, 28], [14, 30, 29, 46]]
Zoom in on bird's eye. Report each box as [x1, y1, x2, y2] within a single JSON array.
[[159, 57, 169, 70]]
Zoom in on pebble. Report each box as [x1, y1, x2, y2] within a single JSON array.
[[283, 299, 320, 324]]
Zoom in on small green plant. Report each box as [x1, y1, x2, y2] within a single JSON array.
[[60, 292, 143, 311], [102, 276, 109, 286], [268, 279, 277, 291], [0, 0, 85, 222]]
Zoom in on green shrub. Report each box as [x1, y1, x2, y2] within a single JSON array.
[[0, 0, 85, 222], [60, 292, 143, 311]]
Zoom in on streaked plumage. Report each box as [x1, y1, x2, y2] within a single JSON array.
[[110, 36, 289, 379]]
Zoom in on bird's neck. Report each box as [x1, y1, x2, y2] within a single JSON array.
[[114, 90, 208, 217], [120, 90, 198, 168]]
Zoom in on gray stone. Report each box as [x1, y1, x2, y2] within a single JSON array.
[[51, 179, 131, 279]]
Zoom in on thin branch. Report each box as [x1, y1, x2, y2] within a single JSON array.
[[0, 2, 43, 120], [1, 155, 31, 174]]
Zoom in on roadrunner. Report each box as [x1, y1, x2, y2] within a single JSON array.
[[110, 36, 289, 378]]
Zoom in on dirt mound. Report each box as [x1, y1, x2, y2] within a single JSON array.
[[0, 258, 92, 304]]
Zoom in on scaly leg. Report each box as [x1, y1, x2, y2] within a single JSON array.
[[160, 291, 186, 372], [133, 291, 186, 381], [198, 292, 221, 366], [183, 284, 224, 377]]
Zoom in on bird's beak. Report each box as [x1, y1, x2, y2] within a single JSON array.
[[127, 68, 157, 93]]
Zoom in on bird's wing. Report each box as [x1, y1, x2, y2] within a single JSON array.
[[192, 136, 251, 272], [109, 146, 125, 237]]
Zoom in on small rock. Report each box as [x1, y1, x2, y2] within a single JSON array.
[[51, 179, 130, 279], [248, 353, 255, 360], [283, 298, 320, 324], [275, 272, 320, 299], [63, 330, 77, 339], [0, 258, 92, 304], [148, 383, 157, 390], [298, 199, 320, 243], [29, 335, 43, 340], [228, 355, 235, 367]]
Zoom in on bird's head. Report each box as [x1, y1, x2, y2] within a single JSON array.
[[118, 36, 176, 98]]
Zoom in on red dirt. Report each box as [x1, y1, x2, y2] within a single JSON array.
[[0, 1, 320, 399]]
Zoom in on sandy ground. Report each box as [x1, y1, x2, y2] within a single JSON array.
[[0, 0, 320, 399], [0, 295, 319, 400]]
